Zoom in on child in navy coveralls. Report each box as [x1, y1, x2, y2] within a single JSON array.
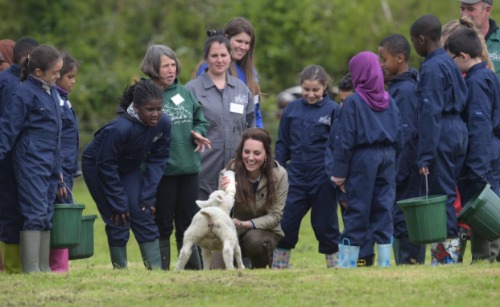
[[327, 72, 378, 267], [273, 65, 340, 269], [378, 34, 426, 265], [445, 28, 500, 263], [331, 51, 402, 268], [49, 52, 80, 273], [82, 79, 171, 270], [0, 37, 39, 274], [0, 45, 66, 273], [410, 15, 468, 265]]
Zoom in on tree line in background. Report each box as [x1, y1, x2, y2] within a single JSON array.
[[0, 0, 492, 147]]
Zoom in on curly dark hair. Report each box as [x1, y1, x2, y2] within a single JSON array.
[[118, 79, 163, 111]]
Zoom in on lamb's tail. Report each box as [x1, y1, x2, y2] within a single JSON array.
[[200, 210, 224, 228]]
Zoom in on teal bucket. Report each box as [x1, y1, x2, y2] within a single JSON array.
[[51, 204, 85, 248], [458, 184, 500, 242], [69, 215, 98, 260], [397, 195, 448, 244]]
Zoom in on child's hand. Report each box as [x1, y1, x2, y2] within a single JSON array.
[[57, 174, 68, 200], [143, 206, 156, 216], [339, 201, 348, 209], [112, 212, 130, 225], [419, 166, 429, 176], [57, 186, 67, 200], [331, 176, 346, 193]]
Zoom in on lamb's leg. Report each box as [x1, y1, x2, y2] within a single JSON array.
[[201, 248, 212, 270], [222, 243, 235, 270], [234, 244, 245, 269], [174, 241, 193, 271]]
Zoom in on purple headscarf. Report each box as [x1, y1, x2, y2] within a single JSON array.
[[0, 39, 15, 65], [349, 51, 389, 111]]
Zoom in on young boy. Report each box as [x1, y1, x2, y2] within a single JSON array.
[[410, 14, 468, 265], [337, 73, 353, 107], [445, 27, 500, 263], [378, 34, 426, 265]]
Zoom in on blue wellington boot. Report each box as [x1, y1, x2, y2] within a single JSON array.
[[377, 243, 392, 267]]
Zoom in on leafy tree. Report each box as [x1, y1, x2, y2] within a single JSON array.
[[0, 0, 498, 148]]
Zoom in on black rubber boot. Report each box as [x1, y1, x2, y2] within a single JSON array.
[[357, 254, 374, 267], [159, 238, 171, 270]]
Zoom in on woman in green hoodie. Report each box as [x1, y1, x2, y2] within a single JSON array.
[[141, 45, 211, 270]]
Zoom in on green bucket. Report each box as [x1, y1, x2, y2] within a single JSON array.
[[397, 195, 448, 244], [51, 204, 85, 248], [458, 184, 500, 242], [69, 215, 98, 260]]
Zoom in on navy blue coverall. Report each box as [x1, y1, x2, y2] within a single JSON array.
[[275, 96, 341, 254], [389, 68, 421, 238], [331, 94, 402, 246], [56, 87, 79, 204], [0, 64, 21, 243], [82, 113, 171, 247], [417, 48, 468, 238], [0, 76, 63, 231], [458, 61, 500, 203]]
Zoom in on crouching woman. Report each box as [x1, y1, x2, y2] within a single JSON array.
[[218, 128, 288, 268], [82, 79, 171, 270]]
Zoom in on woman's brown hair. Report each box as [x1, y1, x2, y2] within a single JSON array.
[[227, 128, 276, 210]]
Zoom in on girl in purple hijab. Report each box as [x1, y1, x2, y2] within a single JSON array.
[[329, 51, 402, 268], [350, 51, 390, 111]]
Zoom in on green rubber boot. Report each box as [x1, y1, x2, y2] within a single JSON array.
[[20, 231, 41, 273], [39, 231, 51, 272], [109, 246, 127, 269], [139, 240, 161, 270]]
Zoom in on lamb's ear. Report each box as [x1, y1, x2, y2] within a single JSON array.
[[196, 200, 208, 208], [216, 194, 225, 203]]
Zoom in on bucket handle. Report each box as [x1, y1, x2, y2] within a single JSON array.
[[60, 181, 77, 205], [342, 238, 351, 247], [419, 174, 429, 199]]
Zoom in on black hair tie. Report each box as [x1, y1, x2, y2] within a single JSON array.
[[207, 29, 222, 37]]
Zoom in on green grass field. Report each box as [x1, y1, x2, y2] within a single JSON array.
[[1, 177, 499, 306]]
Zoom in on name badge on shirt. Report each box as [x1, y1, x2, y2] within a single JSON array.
[[171, 94, 184, 106], [230, 102, 244, 114]]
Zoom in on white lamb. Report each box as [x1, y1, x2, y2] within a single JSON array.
[[175, 190, 245, 270]]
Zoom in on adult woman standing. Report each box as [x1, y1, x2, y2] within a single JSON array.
[[140, 45, 211, 270], [194, 17, 263, 128], [186, 34, 255, 202], [219, 128, 288, 268]]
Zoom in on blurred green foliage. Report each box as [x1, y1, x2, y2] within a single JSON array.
[[1, 0, 497, 148]]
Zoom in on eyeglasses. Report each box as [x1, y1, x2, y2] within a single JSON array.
[[452, 54, 460, 59]]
